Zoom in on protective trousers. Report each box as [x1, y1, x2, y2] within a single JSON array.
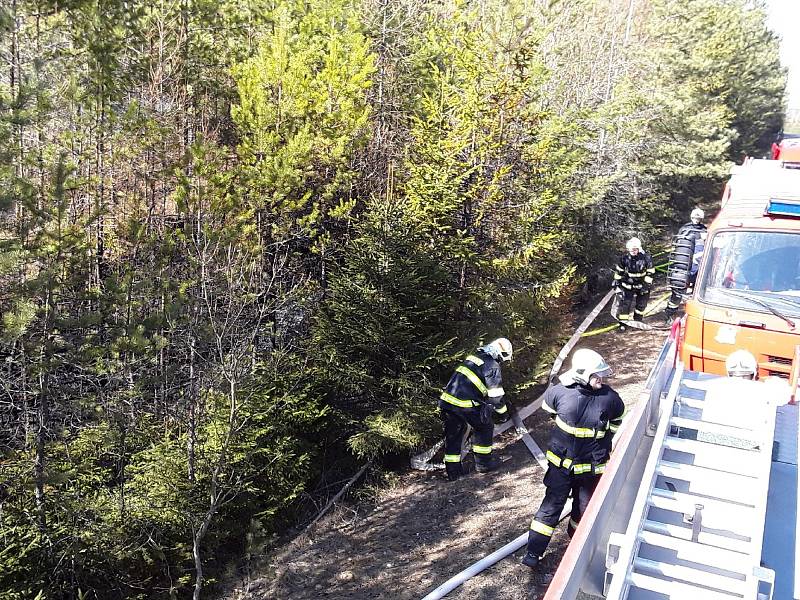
[[620, 290, 649, 321], [666, 289, 682, 315], [441, 407, 494, 480], [526, 465, 600, 557]]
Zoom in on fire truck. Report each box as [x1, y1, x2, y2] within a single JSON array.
[[681, 158, 800, 378], [771, 133, 800, 163], [543, 159, 800, 600]]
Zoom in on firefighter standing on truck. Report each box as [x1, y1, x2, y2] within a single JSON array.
[[438, 338, 512, 481], [665, 208, 707, 320], [613, 237, 655, 325], [677, 208, 707, 243], [522, 348, 624, 569]]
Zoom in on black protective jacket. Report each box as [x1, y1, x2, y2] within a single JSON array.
[[614, 251, 655, 292], [439, 350, 507, 413], [541, 382, 625, 472]]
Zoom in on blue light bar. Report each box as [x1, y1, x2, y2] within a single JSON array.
[[765, 198, 800, 217]]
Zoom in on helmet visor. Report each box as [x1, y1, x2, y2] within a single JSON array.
[[593, 366, 613, 379]]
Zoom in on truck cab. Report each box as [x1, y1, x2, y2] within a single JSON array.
[[772, 132, 800, 164], [681, 159, 800, 379]]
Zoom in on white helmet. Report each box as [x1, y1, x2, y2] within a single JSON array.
[[690, 208, 705, 224], [626, 237, 642, 253], [559, 348, 613, 386], [482, 337, 513, 362], [725, 350, 757, 380]]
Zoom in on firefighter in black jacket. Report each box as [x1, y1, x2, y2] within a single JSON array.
[[677, 208, 707, 242], [613, 237, 655, 323], [438, 338, 512, 481], [522, 348, 624, 568], [666, 208, 707, 320]]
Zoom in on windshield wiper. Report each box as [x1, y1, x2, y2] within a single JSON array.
[[760, 293, 800, 309], [715, 288, 796, 329]]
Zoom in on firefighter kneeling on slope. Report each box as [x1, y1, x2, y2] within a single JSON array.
[[613, 237, 655, 326], [438, 338, 512, 481], [521, 348, 624, 569]]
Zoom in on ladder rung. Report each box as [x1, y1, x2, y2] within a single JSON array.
[[675, 398, 768, 432], [627, 571, 744, 600], [648, 491, 755, 533], [675, 397, 764, 420], [643, 520, 752, 554], [663, 436, 761, 475], [651, 485, 754, 509], [679, 379, 719, 393], [634, 556, 747, 595], [670, 415, 760, 440], [638, 529, 753, 574], [656, 461, 758, 505], [675, 396, 707, 409]]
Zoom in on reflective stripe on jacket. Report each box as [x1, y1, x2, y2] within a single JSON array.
[[541, 382, 625, 472], [439, 351, 506, 412], [614, 251, 655, 290]]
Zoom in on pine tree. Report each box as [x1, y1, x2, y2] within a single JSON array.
[[231, 0, 376, 285], [312, 197, 453, 458]]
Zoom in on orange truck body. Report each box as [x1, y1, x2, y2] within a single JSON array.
[[774, 137, 800, 163], [680, 159, 800, 381]]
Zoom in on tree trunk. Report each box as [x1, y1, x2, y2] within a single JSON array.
[[34, 371, 47, 534], [192, 506, 215, 600], [188, 334, 196, 483]]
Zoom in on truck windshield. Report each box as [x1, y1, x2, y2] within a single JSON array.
[[698, 230, 800, 316]]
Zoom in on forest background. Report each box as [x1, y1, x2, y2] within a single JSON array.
[[0, 0, 786, 597]]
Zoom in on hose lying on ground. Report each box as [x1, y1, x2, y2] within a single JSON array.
[[412, 288, 617, 471], [419, 503, 574, 600], [421, 397, 636, 599], [420, 533, 529, 600]]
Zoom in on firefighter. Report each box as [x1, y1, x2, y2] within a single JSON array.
[[679, 208, 707, 239], [665, 209, 707, 320], [726, 350, 758, 380], [613, 237, 655, 325], [521, 348, 624, 568], [438, 338, 512, 481]]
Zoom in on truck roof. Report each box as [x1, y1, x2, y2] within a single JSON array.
[[715, 159, 800, 229]]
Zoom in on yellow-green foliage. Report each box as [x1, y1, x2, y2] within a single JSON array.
[[0, 0, 786, 597]]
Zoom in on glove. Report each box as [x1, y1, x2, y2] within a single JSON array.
[[479, 403, 494, 425]]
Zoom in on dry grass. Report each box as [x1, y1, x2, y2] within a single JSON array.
[[224, 291, 671, 600]]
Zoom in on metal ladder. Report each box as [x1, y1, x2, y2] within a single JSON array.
[[604, 364, 778, 600]]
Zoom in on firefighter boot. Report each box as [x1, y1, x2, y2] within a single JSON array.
[[475, 454, 501, 473], [445, 461, 463, 482], [521, 553, 541, 569]]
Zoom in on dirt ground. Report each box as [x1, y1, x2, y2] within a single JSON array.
[[224, 287, 672, 600]]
